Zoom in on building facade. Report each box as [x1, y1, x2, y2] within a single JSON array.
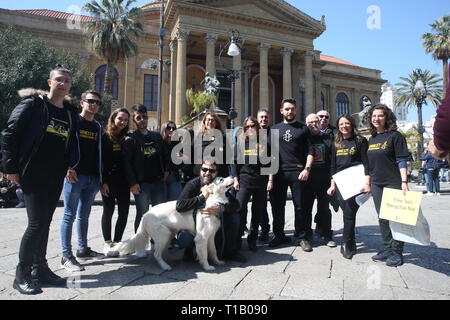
[[0, 0, 386, 127], [381, 82, 408, 122]]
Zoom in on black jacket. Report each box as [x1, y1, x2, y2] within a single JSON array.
[[1, 89, 80, 180], [176, 176, 239, 214], [101, 133, 128, 186], [122, 130, 169, 187]]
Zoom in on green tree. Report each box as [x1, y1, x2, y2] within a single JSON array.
[[395, 69, 443, 111], [0, 26, 91, 130], [186, 88, 218, 117], [83, 0, 143, 100], [422, 15, 450, 90]]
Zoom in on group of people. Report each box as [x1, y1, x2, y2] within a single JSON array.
[[2, 64, 448, 297]]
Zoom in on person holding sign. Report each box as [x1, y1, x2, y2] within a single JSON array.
[[366, 104, 410, 267], [327, 115, 370, 259]]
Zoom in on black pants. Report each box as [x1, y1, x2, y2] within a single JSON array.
[[272, 170, 306, 239], [336, 188, 360, 243], [303, 170, 332, 239], [236, 186, 267, 242], [19, 183, 63, 270], [101, 182, 130, 243], [259, 191, 275, 234], [371, 183, 404, 254]]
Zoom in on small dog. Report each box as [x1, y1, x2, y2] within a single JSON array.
[[114, 176, 234, 271]]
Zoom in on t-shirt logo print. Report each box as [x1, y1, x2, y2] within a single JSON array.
[[283, 130, 293, 142]]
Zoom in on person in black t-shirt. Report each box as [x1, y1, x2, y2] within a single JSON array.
[[100, 108, 131, 257], [327, 114, 370, 260], [303, 114, 336, 249], [161, 120, 183, 201], [123, 104, 169, 233], [270, 99, 314, 249], [61, 90, 104, 272], [231, 117, 271, 252], [1, 66, 80, 295], [366, 104, 410, 267]]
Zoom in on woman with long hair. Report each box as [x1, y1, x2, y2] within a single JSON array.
[[327, 114, 370, 259], [100, 108, 131, 256], [365, 104, 410, 267], [231, 116, 270, 252], [160, 120, 183, 201]]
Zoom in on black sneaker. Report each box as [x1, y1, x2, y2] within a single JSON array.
[[269, 236, 291, 248], [386, 252, 403, 267], [299, 240, 313, 252], [31, 264, 66, 287], [372, 250, 393, 262], [258, 232, 270, 243], [13, 277, 42, 295], [61, 255, 85, 272], [76, 247, 103, 260]]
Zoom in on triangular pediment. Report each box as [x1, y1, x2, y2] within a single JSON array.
[[177, 0, 325, 33]]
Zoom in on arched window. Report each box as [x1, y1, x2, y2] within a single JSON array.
[[360, 95, 372, 111], [95, 65, 119, 100], [336, 92, 349, 116]]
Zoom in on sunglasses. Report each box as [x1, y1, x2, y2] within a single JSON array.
[[245, 124, 257, 129], [201, 167, 217, 174], [83, 99, 102, 106], [166, 126, 176, 131], [318, 115, 330, 119], [135, 115, 148, 121]]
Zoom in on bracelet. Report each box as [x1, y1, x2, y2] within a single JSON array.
[[402, 181, 408, 183]]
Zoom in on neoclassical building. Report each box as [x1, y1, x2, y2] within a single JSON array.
[[0, 0, 386, 127]]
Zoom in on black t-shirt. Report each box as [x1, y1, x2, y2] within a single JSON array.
[[309, 132, 332, 173], [333, 137, 369, 175], [235, 139, 269, 189], [77, 117, 99, 176], [110, 139, 126, 182], [367, 131, 409, 185], [143, 133, 163, 183], [24, 103, 70, 184], [272, 121, 311, 171]]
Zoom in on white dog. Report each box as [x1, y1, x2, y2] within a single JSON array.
[[114, 176, 234, 271]]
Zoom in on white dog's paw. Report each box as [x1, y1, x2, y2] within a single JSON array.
[[202, 265, 216, 272], [135, 250, 148, 258]]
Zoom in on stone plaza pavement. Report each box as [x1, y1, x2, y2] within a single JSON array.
[[0, 184, 449, 301]]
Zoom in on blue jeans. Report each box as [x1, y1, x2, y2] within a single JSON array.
[[61, 175, 100, 257], [426, 169, 440, 193], [133, 181, 166, 232], [166, 172, 182, 201]]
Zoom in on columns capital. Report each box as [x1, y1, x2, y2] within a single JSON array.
[[304, 50, 315, 59], [204, 33, 218, 44], [169, 40, 177, 53], [176, 28, 190, 41], [280, 47, 294, 57], [257, 42, 271, 52]]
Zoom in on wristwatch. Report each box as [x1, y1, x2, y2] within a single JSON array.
[[305, 167, 311, 172]]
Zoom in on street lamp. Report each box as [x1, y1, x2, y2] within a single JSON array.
[[218, 29, 242, 129], [414, 79, 427, 185]]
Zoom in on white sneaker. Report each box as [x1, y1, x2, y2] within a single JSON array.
[[426, 192, 433, 196], [103, 241, 119, 258], [436, 193, 441, 196]]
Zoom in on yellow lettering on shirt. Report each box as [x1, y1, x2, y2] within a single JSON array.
[[336, 147, 356, 156], [80, 130, 98, 141], [46, 120, 69, 139], [113, 144, 121, 152], [244, 149, 258, 156]]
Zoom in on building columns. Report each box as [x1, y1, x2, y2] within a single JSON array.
[[329, 84, 337, 123], [304, 50, 314, 116], [258, 43, 271, 110], [175, 28, 189, 125], [281, 47, 294, 99], [169, 40, 177, 122], [205, 33, 218, 77], [352, 88, 361, 114]]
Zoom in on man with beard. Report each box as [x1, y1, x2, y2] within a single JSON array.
[[269, 99, 314, 250], [176, 160, 245, 263]]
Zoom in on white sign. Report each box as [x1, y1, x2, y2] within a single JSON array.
[[332, 164, 366, 200], [389, 209, 431, 246]]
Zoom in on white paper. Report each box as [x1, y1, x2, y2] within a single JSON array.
[[355, 193, 372, 207], [389, 208, 430, 246], [332, 164, 366, 200]]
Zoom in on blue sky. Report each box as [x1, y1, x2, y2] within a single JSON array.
[[2, 0, 449, 122]]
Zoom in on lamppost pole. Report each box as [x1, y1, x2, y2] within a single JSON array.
[[156, 0, 166, 132]]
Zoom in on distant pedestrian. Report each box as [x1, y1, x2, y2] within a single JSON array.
[[366, 104, 410, 267]]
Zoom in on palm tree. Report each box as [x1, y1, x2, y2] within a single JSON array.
[[83, 0, 143, 96], [395, 69, 443, 110], [422, 15, 450, 90]]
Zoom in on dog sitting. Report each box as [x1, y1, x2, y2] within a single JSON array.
[[113, 176, 235, 271]]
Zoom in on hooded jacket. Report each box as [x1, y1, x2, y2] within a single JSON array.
[[1, 89, 80, 183]]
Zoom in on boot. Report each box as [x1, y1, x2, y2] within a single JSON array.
[[13, 265, 43, 295], [31, 263, 67, 287], [340, 241, 355, 260]]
